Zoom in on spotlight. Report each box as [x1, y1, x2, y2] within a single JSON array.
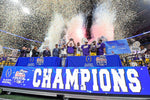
[[10, 0, 19, 4], [22, 7, 30, 14]]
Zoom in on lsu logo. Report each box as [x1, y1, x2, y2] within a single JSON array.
[[96, 55, 107, 66], [36, 57, 44, 65]]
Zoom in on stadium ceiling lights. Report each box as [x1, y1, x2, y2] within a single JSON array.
[[22, 7, 30, 15], [10, 0, 19, 4], [10, 0, 30, 15]]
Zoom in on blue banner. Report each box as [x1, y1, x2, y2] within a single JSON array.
[[15, 57, 61, 67], [0, 66, 150, 95], [105, 39, 131, 54], [65, 55, 122, 67]]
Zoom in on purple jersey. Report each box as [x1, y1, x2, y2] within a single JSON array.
[[81, 44, 90, 56], [97, 43, 105, 55], [67, 46, 75, 54]]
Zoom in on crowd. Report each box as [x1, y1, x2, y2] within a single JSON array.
[[19, 38, 106, 58], [120, 45, 150, 67], [0, 54, 17, 67]]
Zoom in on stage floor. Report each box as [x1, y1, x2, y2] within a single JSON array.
[[0, 94, 150, 100]]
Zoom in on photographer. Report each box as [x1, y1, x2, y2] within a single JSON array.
[[20, 46, 30, 57], [66, 38, 76, 56]]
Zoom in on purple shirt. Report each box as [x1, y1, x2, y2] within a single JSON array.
[[133, 57, 139, 60], [67, 46, 75, 54], [97, 43, 105, 55], [81, 44, 90, 56]]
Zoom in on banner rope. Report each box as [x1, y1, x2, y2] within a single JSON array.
[[0, 29, 42, 44], [125, 31, 150, 39]]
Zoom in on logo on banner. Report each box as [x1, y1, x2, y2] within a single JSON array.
[[13, 69, 28, 84], [36, 57, 44, 65], [28, 57, 35, 66], [86, 56, 92, 63], [30, 57, 34, 62], [2, 68, 12, 85], [96, 55, 107, 66], [84, 56, 94, 67], [6, 68, 12, 78]]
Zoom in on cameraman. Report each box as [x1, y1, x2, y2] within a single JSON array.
[[20, 46, 30, 57]]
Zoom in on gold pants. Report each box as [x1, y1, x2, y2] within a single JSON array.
[[76, 54, 81, 56], [67, 54, 74, 56], [90, 52, 96, 56]]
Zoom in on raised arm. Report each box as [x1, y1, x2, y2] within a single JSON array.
[[104, 48, 106, 54], [103, 43, 106, 54], [72, 39, 76, 47], [66, 40, 70, 46], [97, 43, 100, 48], [90, 43, 93, 51]]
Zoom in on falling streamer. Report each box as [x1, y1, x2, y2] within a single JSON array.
[[40, 13, 65, 51], [91, 1, 116, 42]]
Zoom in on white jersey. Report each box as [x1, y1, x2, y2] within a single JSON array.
[[145, 54, 150, 58], [61, 48, 67, 55], [138, 48, 147, 54], [76, 46, 81, 54]]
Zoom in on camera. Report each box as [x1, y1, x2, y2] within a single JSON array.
[[70, 38, 73, 41]]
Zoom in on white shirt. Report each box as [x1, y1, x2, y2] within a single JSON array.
[[138, 48, 147, 54], [76, 46, 81, 54], [145, 54, 150, 58], [61, 48, 67, 55]]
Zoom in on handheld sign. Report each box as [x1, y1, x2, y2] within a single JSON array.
[[105, 39, 131, 54]]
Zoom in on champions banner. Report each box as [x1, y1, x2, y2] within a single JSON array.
[[0, 66, 150, 95], [105, 39, 131, 54]]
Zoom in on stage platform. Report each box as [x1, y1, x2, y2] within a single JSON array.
[[1, 87, 150, 100], [0, 56, 150, 100]]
